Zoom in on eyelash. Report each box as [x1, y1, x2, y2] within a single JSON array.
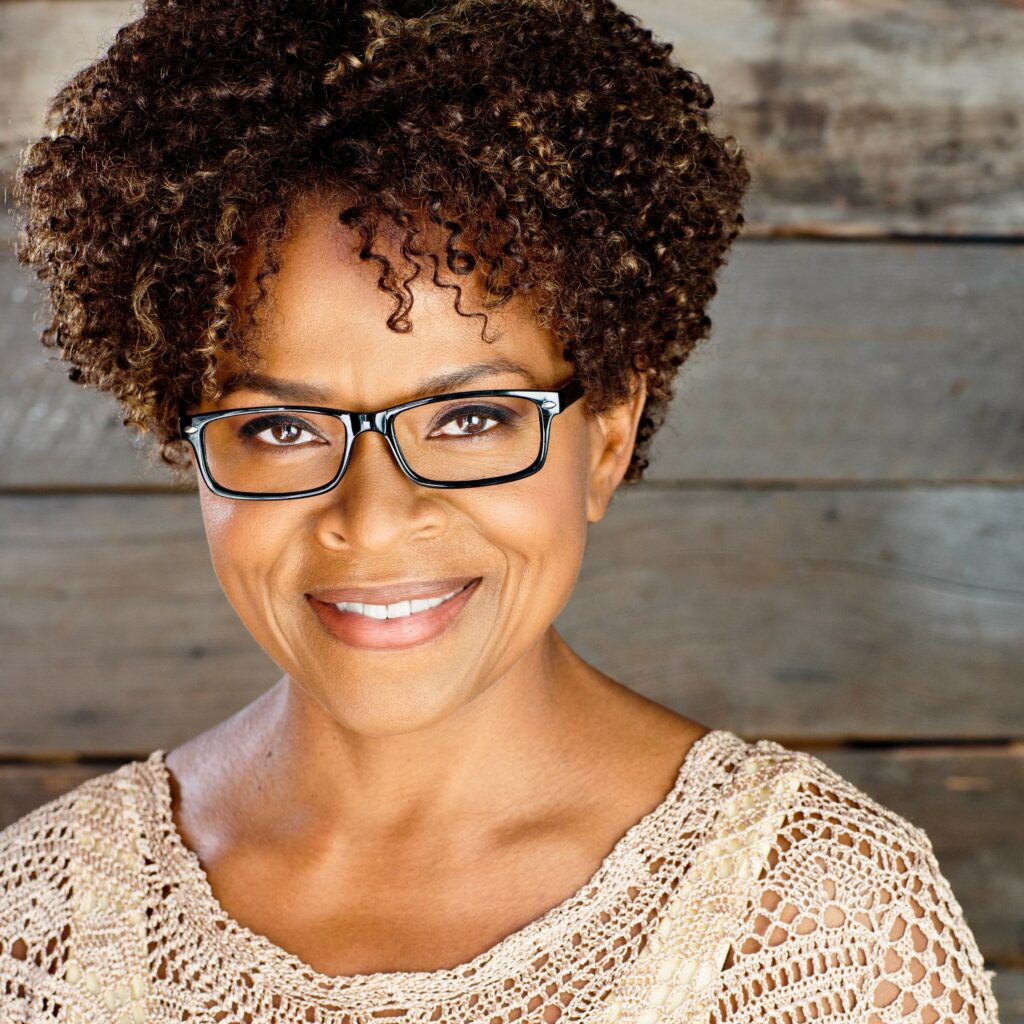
[[235, 404, 519, 446]]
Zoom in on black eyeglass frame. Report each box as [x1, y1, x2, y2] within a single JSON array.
[[177, 376, 586, 500]]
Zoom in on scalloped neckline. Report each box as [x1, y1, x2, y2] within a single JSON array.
[[139, 727, 739, 1001]]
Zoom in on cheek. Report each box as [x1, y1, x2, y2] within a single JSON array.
[[471, 418, 590, 604], [197, 490, 296, 601]]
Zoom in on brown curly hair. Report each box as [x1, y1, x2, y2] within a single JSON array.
[[13, 0, 750, 485]]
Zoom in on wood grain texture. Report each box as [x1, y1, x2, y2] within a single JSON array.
[[0, 746, 1019, 965], [995, 970, 1024, 1024], [575, 486, 1024, 739], [0, 241, 167, 487], [4, 239, 1023, 487], [0, 0, 1019, 1004], [1, 488, 1020, 752], [625, 0, 1024, 237], [3, 0, 1022, 236]]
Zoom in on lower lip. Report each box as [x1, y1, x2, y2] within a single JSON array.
[[306, 579, 482, 651]]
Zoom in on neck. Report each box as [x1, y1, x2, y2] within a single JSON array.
[[236, 628, 611, 844]]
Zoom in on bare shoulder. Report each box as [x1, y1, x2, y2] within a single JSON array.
[[161, 688, 278, 854], [165, 674, 283, 778], [570, 665, 713, 812], [589, 665, 711, 752]]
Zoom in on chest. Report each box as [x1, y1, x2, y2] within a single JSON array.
[[195, 825, 616, 977]]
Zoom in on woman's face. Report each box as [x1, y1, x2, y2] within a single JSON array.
[[191, 194, 644, 737]]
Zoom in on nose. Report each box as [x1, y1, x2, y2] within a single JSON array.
[[344, 415, 404, 485], [313, 424, 445, 552]]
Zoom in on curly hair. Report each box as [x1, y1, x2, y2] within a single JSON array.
[[13, 0, 750, 485]]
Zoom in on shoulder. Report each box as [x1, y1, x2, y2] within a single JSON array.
[[709, 734, 1003, 1023], [721, 733, 938, 859], [0, 755, 156, 1010]]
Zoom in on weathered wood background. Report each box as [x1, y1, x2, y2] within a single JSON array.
[[1, 0, 1021, 1015]]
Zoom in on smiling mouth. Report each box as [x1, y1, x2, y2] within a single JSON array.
[[306, 577, 483, 651], [330, 581, 473, 619]]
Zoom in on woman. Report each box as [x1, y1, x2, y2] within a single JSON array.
[[1, 0, 1001, 1020]]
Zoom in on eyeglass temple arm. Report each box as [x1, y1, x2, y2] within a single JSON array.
[[557, 376, 586, 411], [177, 398, 197, 438]]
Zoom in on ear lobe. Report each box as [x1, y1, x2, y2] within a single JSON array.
[[585, 374, 648, 524]]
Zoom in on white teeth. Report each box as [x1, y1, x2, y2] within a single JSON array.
[[334, 583, 469, 619]]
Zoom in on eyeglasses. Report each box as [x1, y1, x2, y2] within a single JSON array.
[[177, 376, 585, 500]]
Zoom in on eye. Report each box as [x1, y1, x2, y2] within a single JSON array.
[[237, 414, 327, 447], [428, 404, 514, 439]]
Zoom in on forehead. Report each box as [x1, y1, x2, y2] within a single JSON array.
[[224, 194, 570, 405]]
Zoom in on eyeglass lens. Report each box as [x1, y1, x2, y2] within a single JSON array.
[[201, 395, 545, 494]]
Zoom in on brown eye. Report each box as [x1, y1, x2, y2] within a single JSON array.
[[428, 404, 517, 439], [238, 415, 327, 447]]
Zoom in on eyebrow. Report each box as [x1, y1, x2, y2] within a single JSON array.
[[217, 358, 542, 405]]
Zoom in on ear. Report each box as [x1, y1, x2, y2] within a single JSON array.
[[585, 371, 648, 524]]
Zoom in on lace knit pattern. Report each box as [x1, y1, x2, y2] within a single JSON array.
[[0, 729, 1001, 1023]]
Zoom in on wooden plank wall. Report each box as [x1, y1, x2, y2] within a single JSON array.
[[1, 0, 1022, 1015]]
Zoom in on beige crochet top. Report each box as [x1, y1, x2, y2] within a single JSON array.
[[0, 729, 1001, 1023]]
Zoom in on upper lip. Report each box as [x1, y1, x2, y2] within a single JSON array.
[[307, 576, 480, 605]]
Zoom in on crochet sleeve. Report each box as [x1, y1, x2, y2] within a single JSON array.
[[859, 817, 1001, 1023], [716, 754, 1002, 1024], [0, 799, 76, 1017]]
